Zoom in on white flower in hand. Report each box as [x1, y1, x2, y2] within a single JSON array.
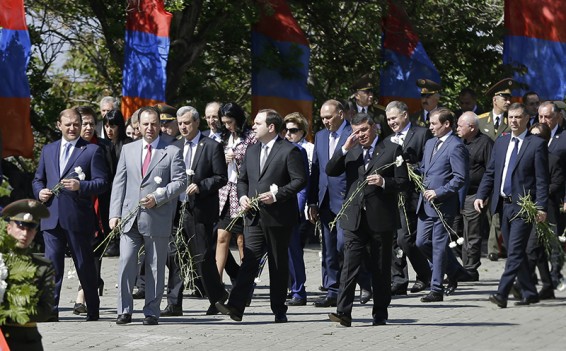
[[74, 166, 83, 174], [155, 187, 166, 196], [186, 169, 195, 176], [270, 184, 279, 196], [559, 235, 566, 243], [78, 173, 86, 180], [395, 155, 404, 167], [154, 176, 163, 184], [456, 237, 465, 245], [448, 241, 457, 248]]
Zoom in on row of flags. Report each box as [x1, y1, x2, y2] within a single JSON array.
[[1, 0, 565, 159]]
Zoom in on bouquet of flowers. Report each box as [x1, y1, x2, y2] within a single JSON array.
[[50, 166, 86, 197]]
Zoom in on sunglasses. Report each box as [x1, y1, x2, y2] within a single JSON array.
[[14, 220, 39, 230], [286, 128, 300, 134]]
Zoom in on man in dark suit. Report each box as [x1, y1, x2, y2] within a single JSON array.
[[454, 87, 484, 119], [475, 103, 549, 308], [32, 108, 109, 321], [216, 109, 307, 323], [326, 113, 408, 327], [160, 106, 228, 316], [109, 107, 186, 325], [410, 79, 442, 127], [416, 108, 470, 302], [523, 91, 541, 128], [201, 101, 223, 143], [385, 101, 432, 295]]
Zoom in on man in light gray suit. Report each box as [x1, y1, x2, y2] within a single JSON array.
[[109, 106, 187, 325]]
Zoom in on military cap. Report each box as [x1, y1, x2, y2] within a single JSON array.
[[2, 199, 50, 224], [351, 74, 375, 92], [416, 79, 442, 95], [485, 78, 518, 97], [154, 104, 177, 123]]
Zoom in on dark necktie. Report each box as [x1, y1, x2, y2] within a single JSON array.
[[494, 116, 500, 130], [142, 144, 152, 177], [364, 147, 373, 168], [431, 138, 442, 161], [503, 137, 519, 196], [185, 141, 193, 170]]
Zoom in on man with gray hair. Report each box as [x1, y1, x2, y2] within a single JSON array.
[[202, 101, 223, 143], [456, 112, 494, 281], [96, 96, 119, 137]]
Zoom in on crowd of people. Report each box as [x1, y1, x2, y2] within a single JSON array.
[[2, 75, 566, 340]]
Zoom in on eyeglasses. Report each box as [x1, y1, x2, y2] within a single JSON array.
[[286, 128, 300, 134], [14, 220, 39, 230]]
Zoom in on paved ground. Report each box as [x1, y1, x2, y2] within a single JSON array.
[[40, 244, 566, 351]]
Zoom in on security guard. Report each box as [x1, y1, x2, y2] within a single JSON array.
[[350, 74, 392, 138], [1, 199, 55, 351], [155, 103, 181, 144], [410, 79, 442, 127]]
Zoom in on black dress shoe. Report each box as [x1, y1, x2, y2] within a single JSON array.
[[538, 287, 555, 300], [85, 314, 99, 321], [313, 296, 337, 307], [116, 314, 132, 325], [215, 301, 243, 322], [391, 288, 408, 296], [488, 253, 499, 261], [372, 317, 387, 326], [286, 297, 307, 306], [510, 284, 522, 300], [143, 315, 159, 325], [160, 304, 183, 316], [359, 289, 372, 304], [318, 285, 328, 292], [459, 271, 479, 282], [132, 290, 145, 299], [420, 291, 443, 302], [514, 296, 540, 306], [328, 312, 352, 327], [46, 313, 59, 322], [445, 280, 458, 296], [206, 304, 220, 315], [73, 303, 88, 315], [410, 280, 429, 293], [489, 294, 508, 308], [274, 313, 288, 323]]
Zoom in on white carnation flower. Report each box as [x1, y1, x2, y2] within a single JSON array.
[[456, 237, 465, 245], [270, 184, 279, 196], [154, 176, 162, 184], [78, 173, 86, 180], [559, 235, 566, 243], [395, 155, 404, 167], [74, 166, 83, 174], [155, 187, 166, 196], [186, 169, 195, 176], [448, 241, 457, 248]]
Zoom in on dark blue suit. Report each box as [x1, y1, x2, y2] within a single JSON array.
[[32, 137, 109, 318], [476, 133, 548, 300], [416, 133, 469, 294], [308, 122, 351, 297]]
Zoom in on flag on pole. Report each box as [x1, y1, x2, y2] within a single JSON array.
[[251, 0, 313, 125], [504, 0, 566, 100], [379, 0, 440, 113], [0, 0, 34, 158], [121, 0, 172, 119]]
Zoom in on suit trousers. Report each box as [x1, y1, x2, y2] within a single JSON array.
[[526, 227, 553, 291], [462, 194, 487, 274], [337, 211, 392, 320], [319, 203, 344, 297], [497, 203, 538, 299], [118, 224, 169, 318], [43, 225, 99, 317], [288, 219, 307, 299], [228, 217, 292, 316]]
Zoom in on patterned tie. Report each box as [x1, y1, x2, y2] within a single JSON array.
[[503, 137, 519, 196], [185, 141, 193, 170], [431, 139, 442, 161], [142, 144, 152, 177], [60, 142, 72, 176], [364, 147, 373, 168], [260, 145, 269, 172]]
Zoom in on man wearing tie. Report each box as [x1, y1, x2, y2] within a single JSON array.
[[475, 103, 549, 308], [216, 109, 307, 323], [109, 106, 186, 325], [33, 108, 109, 321], [416, 108, 469, 302], [326, 113, 408, 327], [160, 106, 228, 316], [385, 101, 432, 295]]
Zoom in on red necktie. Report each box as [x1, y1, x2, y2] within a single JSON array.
[[142, 144, 152, 177]]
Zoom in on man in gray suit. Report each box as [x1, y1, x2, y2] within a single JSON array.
[[109, 106, 186, 325]]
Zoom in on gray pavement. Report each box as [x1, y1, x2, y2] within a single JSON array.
[[41, 245, 566, 351]]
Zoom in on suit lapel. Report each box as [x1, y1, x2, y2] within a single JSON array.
[[512, 137, 531, 173], [259, 138, 282, 179], [402, 128, 416, 150], [143, 140, 167, 181], [365, 143, 385, 175], [429, 136, 448, 166], [191, 139, 205, 171], [61, 138, 87, 178]]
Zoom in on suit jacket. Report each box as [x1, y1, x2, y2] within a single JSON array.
[[237, 137, 307, 227], [476, 133, 549, 214], [548, 125, 566, 169], [387, 124, 433, 211], [548, 153, 564, 225], [308, 122, 352, 214], [109, 138, 187, 236], [478, 111, 510, 140], [173, 136, 228, 223], [32, 137, 109, 232], [326, 138, 408, 232], [416, 134, 469, 218]]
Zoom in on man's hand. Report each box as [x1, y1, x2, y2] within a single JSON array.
[[39, 188, 53, 202], [308, 205, 319, 224], [240, 196, 251, 211], [536, 210, 547, 223], [109, 217, 120, 230], [259, 192, 275, 204], [61, 178, 80, 191], [423, 189, 437, 202], [342, 131, 359, 152], [186, 183, 200, 195], [367, 174, 384, 187], [474, 199, 485, 213], [140, 194, 157, 209]]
